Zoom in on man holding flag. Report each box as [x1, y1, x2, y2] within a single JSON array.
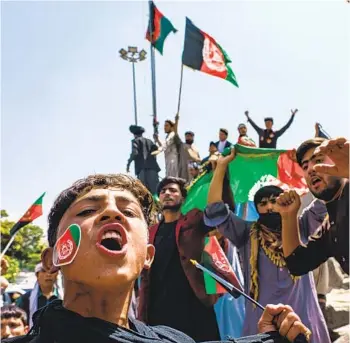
[[203, 148, 330, 343]]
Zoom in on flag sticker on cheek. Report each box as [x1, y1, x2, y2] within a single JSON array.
[[53, 224, 81, 267]]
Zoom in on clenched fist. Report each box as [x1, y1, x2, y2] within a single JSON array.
[[275, 190, 301, 216]]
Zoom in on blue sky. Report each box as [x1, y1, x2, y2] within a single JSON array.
[[1, 0, 349, 233]]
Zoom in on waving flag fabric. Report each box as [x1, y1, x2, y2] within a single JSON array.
[[181, 145, 307, 215]]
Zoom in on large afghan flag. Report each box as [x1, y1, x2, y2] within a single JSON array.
[[182, 18, 239, 87], [182, 145, 307, 220], [146, 1, 177, 55], [10, 192, 45, 236]]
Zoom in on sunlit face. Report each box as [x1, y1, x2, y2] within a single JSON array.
[[159, 183, 183, 211], [36, 269, 58, 289], [219, 131, 227, 141], [189, 167, 199, 178], [209, 144, 218, 154], [55, 188, 154, 290], [265, 120, 273, 130], [238, 126, 247, 135], [1, 318, 28, 338], [301, 148, 342, 200], [185, 133, 194, 145], [256, 195, 278, 214], [164, 122, 172, 134]]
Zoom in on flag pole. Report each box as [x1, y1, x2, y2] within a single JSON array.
[[176, 64, 184, 114], [148, 0, 158, 136], [1, 234, 17, 259], [190, 259, 265, 311]]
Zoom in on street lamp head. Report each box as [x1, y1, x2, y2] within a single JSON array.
[[139, 49, 147, 59], [128, 46, 138, 54], [119, 48, 127, 56]]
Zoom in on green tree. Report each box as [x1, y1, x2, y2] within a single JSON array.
[[1, 212, 45, 281]]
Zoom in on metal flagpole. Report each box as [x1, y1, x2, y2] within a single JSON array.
[[149, 0, 158, 135], [176, 64, 184, 114]]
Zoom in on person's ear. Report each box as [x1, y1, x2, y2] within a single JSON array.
[[24, 325, 29, 334], [41, 248, 60, 274], [143, 244, 155, 270]]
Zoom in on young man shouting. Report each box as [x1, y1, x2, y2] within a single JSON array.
[[5, 174, 310, 343]]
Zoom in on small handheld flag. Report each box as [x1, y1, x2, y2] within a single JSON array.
[[202, 236, 243, 296], [1, 192, 45, 259], [190, 259, 265, 311]]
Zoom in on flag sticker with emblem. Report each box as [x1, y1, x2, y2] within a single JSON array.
[[53, 224, 81, 267]]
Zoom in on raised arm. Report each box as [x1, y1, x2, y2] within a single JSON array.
[[174, 113, 180, 135], [276, 190, 331, 275], [275, 109, 297, 138], [245, 110, 263, 135], [205, 148, 250, 248]]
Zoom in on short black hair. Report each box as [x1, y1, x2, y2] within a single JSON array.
[[1, 305, 28, 326], [47, 174, 156, 248], [157, 177, 187, 198], [219, 128, 228, 136], [264, 117, 274, 123], [185, 131, 194, 136], [209, 141, 216, 147], [296, 138, 326, 166], [254, 185, 283, 209]]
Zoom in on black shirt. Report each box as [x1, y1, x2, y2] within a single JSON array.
[[148, 221, 220, 342], [247, 115, 295, 149], [286, 181, 349, 275]]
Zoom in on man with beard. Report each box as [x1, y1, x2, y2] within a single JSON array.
[[237, 124, 256, 147], [138, 176, 222, 342], [153, 117, 180, 177], [204, 149, 329, 342], [5, 173, 312, 343], [126, 125, 160, 195], [279, 137, 349, 275], [153, 115, 189, 180], [245, 110, 297, 149], [184, 131, 201, 164]]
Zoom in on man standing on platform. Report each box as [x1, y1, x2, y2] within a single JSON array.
[[126, 125, 160, 195], [245, 109, 297, 149]]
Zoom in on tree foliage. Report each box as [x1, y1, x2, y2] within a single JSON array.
[[1, 211, 45, 281]]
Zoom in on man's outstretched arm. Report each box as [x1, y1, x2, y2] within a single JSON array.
[[275, 109, 297, 138]]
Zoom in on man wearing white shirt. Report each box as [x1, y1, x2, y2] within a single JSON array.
[[215, 128, 232, 153]]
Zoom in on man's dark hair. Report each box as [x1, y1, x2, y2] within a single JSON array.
[[219, 128, 228, 136], [264, 117, 274, 123], [1, 304, 28, 326], [165, 120, 175, 127], [48, 174, 156, 247], [296, 138, 326, 166], [157, 177, 187, 198], [185, 131, 194, 136], [254, 185, 283, 209]]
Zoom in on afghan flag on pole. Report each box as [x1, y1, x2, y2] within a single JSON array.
[[10, 192, 45, 236], [182, 18, 239, 87], [202, 235, 244, 296], [146, 1, 177, 55], [181, 145, 308, 219]]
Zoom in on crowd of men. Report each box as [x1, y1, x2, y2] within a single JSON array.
[[1, 108, 348, 343], [126, 109, 298, 191]]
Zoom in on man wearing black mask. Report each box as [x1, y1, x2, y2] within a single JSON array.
[[203, 148, 330, 343]]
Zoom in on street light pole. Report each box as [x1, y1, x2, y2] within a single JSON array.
[[119, 46, 147, 126], [131, 61, 138, 125]]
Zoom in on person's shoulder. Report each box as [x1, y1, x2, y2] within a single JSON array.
[[150, 324, 196, 343], [2, 335, 38, 343], [130, 318, 195, 343]]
